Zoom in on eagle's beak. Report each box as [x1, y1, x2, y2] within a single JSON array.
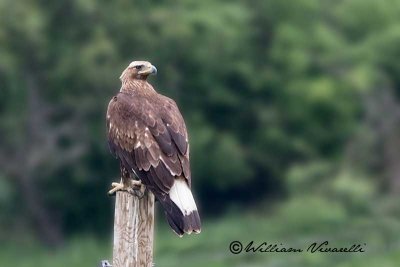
[[139, 65, 157, 75], [150, 65, 157, 75]]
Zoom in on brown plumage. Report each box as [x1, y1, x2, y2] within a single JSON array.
[[106, 61, 201, 236]]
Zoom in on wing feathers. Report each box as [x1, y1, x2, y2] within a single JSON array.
[[134, 147, 150, 171], [178, 153, 191, 186], [149, 164, 173, 193], [107, 90, 200, 235], [150, 124, 174, 156], [166, 123, 188, 155]]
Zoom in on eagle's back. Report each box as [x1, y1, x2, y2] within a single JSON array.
[[106, 86, 199, 235]]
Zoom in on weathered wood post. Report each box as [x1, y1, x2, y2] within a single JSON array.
[[112, 188, 155, 267]]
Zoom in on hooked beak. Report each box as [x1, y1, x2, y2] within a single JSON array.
[[139, 65, 157, 75]]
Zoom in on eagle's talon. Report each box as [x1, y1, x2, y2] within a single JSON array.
[[133, 185, 146, 199], [107, 181, 124, 196], [107, 179, 142, 196], [130, 179, 142, 190]]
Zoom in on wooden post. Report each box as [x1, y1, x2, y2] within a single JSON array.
[[112, 188, 155, 267]]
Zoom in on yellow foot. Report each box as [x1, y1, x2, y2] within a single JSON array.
[[108, 179, 142, 196]]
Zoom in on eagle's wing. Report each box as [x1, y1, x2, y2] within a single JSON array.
[[107, 92, 190, 191], [106, 92, 199, 235]]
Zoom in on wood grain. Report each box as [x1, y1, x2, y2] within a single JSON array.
[[112, 189, 155, 267]]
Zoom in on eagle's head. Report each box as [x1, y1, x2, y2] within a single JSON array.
[[120, 60, 157, 81]]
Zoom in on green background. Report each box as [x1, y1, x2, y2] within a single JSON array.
[[1, 0, 400, 266]]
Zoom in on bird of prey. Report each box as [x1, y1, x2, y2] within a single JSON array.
[[106, 60, 201, 236]]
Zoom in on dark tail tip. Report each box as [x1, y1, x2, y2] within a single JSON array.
[[160, 196, 201, 236], [165, 209, 201, 236], [184, 210, 201, 234]]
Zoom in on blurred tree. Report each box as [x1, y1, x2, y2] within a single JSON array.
[[0, 0, 400, 244]]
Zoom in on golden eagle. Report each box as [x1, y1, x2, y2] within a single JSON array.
[[106, 61, 201, 236]]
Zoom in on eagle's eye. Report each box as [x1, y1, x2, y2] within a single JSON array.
[[135, 65, 143, 70]]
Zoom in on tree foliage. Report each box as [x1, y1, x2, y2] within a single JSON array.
[[1, 0, 400, 243]]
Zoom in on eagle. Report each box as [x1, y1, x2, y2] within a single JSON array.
[[106, 60, 201, 236]]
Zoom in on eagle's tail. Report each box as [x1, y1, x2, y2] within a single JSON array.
[[158, 178, 201, 236]]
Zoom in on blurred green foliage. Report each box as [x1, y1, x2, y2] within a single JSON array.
[[1, 0, 400, 265], [2, 196, 400, 267]]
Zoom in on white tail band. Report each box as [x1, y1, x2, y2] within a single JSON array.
[[169, 178, 197, 215]]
